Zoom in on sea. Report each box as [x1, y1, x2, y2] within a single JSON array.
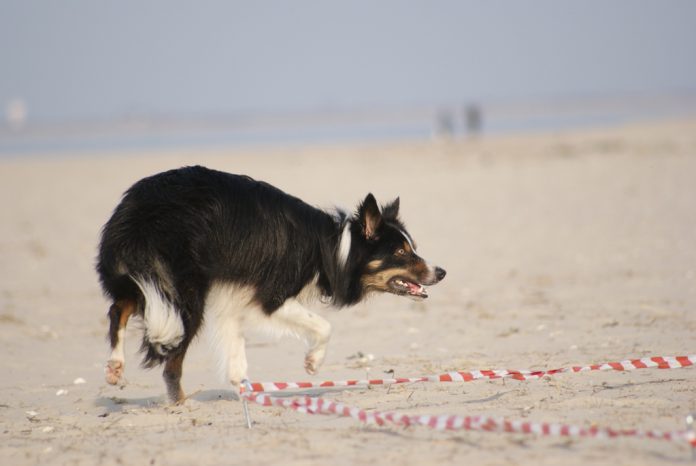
[[1, 94, 695, 157]]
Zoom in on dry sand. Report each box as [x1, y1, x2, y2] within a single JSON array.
[[1, 119, 695, 465]]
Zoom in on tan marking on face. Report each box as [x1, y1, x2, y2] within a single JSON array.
[[402, 241, 413, 254], [366, 259, 384, 271], [361, 267, 417, 292]]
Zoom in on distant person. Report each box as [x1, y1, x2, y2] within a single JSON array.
[[464, 104, 482, 137], [435, 109, 455, 138]]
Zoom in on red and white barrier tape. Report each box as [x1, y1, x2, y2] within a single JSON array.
[[242, 392, 696, 447], [242, 354, 695, 393], [239, 354, 696, 448]]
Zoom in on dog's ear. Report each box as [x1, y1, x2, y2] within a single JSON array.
[[382, 197, 400, 219], [358, 193, 382, 240]]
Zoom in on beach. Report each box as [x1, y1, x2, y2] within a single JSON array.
[[1, 119, 695, 465]]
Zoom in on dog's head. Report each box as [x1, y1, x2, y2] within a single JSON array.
[[344, 193, 445, 300]]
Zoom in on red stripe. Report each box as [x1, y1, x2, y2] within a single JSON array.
[[631, 359, 648, 369], [609, 362, 624, 370], [651, 357, 669, 369], [440, 374, 453, 382], [482, 418, 497, 431], [676, 356, 693, 367]]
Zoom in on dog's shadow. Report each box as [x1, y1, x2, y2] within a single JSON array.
[[95, 394, 168, 413], [95, 386, 358, 413]]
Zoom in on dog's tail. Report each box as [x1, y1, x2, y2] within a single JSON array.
[[98, 254, 186, 367], [130, 274, 186, 367]]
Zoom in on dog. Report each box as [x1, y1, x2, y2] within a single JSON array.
[[97, 166, 445, 403]]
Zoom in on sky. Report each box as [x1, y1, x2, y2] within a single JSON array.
[[2, 1, 696, 123]]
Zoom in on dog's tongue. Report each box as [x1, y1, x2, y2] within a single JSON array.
[[408, 282, 427, 297]]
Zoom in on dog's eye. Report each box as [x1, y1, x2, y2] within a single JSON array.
[[395, 248, 406, 256]]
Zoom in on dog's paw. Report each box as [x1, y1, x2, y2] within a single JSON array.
[[105, 359, 124, 385], [304, 347, 326, 375]]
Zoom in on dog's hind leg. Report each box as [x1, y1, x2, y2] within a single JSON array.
[[163, 350, 187, 404], [271, 301, 332, 375], [105, 299, 136, 385]]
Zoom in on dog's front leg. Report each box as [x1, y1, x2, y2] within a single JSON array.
[[272, 302, 332, 375]]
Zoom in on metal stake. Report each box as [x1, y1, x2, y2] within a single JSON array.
[[686, 413, 695, 461], [241, 379, 253, 429]]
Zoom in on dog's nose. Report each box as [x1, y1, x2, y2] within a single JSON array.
[[435, 267, 446, 281]]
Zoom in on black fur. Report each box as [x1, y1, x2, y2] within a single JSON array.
[[97, 166, 444, 369]]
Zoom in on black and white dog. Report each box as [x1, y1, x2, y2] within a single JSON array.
[[97, 166, 445, 403]]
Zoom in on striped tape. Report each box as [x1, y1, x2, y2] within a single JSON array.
[[242, 392, 695, 447], [239, 354, 696, 448], [242, 354, 696, 393]]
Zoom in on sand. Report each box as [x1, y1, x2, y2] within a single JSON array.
[[1, 119, 695, 465]]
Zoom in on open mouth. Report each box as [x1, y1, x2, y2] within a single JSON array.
[[389, 277, 428, 299]]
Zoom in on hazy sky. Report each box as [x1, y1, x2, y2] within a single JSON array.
[[2, 1, 696, 123]]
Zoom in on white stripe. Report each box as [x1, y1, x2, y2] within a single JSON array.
[[451, 416, 465, 429], [397, 227, 415, 251], [337, 220, 352, 266], [642, 358, 659, 368], [664, 356, 680, 368]]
